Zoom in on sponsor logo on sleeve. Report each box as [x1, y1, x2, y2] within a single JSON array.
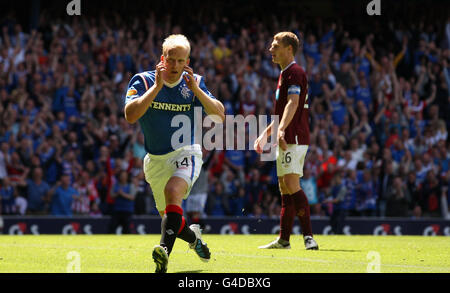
[[127, 89, 138, 97]]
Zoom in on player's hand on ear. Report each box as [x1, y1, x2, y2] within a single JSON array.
[[155, 61, 166, 90], [183, 65, 198, 92]]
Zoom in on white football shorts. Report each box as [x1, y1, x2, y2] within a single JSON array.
[[276, 144, 309, 177], [143, 144, 203, 212]]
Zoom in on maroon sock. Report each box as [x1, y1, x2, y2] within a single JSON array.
[[279, 194, 295, 242], [191, 215, 200, 225], [292, 190, 313, 237]]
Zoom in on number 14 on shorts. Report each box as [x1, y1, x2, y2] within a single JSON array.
[[174, 157, 190, 169]]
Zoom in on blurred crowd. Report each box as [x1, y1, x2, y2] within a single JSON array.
[[0, 2, 449, 221]]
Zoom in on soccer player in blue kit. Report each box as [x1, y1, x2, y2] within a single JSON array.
[[124, 34, 225, 273]]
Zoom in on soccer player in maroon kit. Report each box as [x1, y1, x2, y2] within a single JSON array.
[[255, 32, 318, 250]]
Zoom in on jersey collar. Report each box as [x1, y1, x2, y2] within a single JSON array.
[[163, 75, 183, 88], [281, 61, 296, 73]]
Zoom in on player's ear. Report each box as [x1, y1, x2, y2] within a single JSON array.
[[160, 55, 164, 62], [186, 58, 190, 66]]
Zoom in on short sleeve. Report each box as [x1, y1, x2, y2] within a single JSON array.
[[286, 70, 305, 96], [287, 85, 301, 95], [193, 75, 216, 109], [288, 68, 308, 109], [124, 74, 150, 106]]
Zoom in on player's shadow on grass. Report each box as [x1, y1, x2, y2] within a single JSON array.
[[318, 249, 362, 253], [174, 270, 205, 273]]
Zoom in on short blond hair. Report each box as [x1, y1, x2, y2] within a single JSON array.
[[274, 32, 300, 55], [162, 34, 191, 57]]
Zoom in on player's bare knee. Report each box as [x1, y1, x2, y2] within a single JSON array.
[[279, 177, 289, 193], [164, 182, 187, 206], [164, 184, 181, 199], [283, 174, 300, 194], [278, 178, 285, 193], [279, 185, 290, 195]]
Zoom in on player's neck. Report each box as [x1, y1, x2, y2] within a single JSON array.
[[279, 56, 295, 71], [162, 73, 183, 86], [163, 76, 178, 84]]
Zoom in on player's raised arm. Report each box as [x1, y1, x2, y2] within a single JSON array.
[[183, 65, 225, 123], [124, 62, 165, 124]]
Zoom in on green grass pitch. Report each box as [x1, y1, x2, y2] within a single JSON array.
[[0, 235, 449, 273]]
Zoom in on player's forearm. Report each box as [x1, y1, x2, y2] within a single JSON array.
[[262, 120, 275, 138], [124, 85, 161, 124], [193, 88, 225, 123], [278, 99, 299, 131]]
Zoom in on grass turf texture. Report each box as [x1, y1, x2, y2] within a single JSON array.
[[0, 235, 449, 273]]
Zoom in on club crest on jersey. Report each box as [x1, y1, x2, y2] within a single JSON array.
[[180, 84, 191, 99]]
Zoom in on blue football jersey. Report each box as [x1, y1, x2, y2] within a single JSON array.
[[124, 71, 215, 155]]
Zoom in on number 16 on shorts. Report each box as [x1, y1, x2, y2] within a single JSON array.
[[281, 152, 292, 165], [276, 145, 308, 177]]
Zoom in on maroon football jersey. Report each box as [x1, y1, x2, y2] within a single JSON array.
[[274, 62, 310, 145]]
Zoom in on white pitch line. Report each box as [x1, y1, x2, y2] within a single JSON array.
[[212, 251, 450, 272]]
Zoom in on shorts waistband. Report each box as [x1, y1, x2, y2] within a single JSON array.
[[147, 144, 202, 160]]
